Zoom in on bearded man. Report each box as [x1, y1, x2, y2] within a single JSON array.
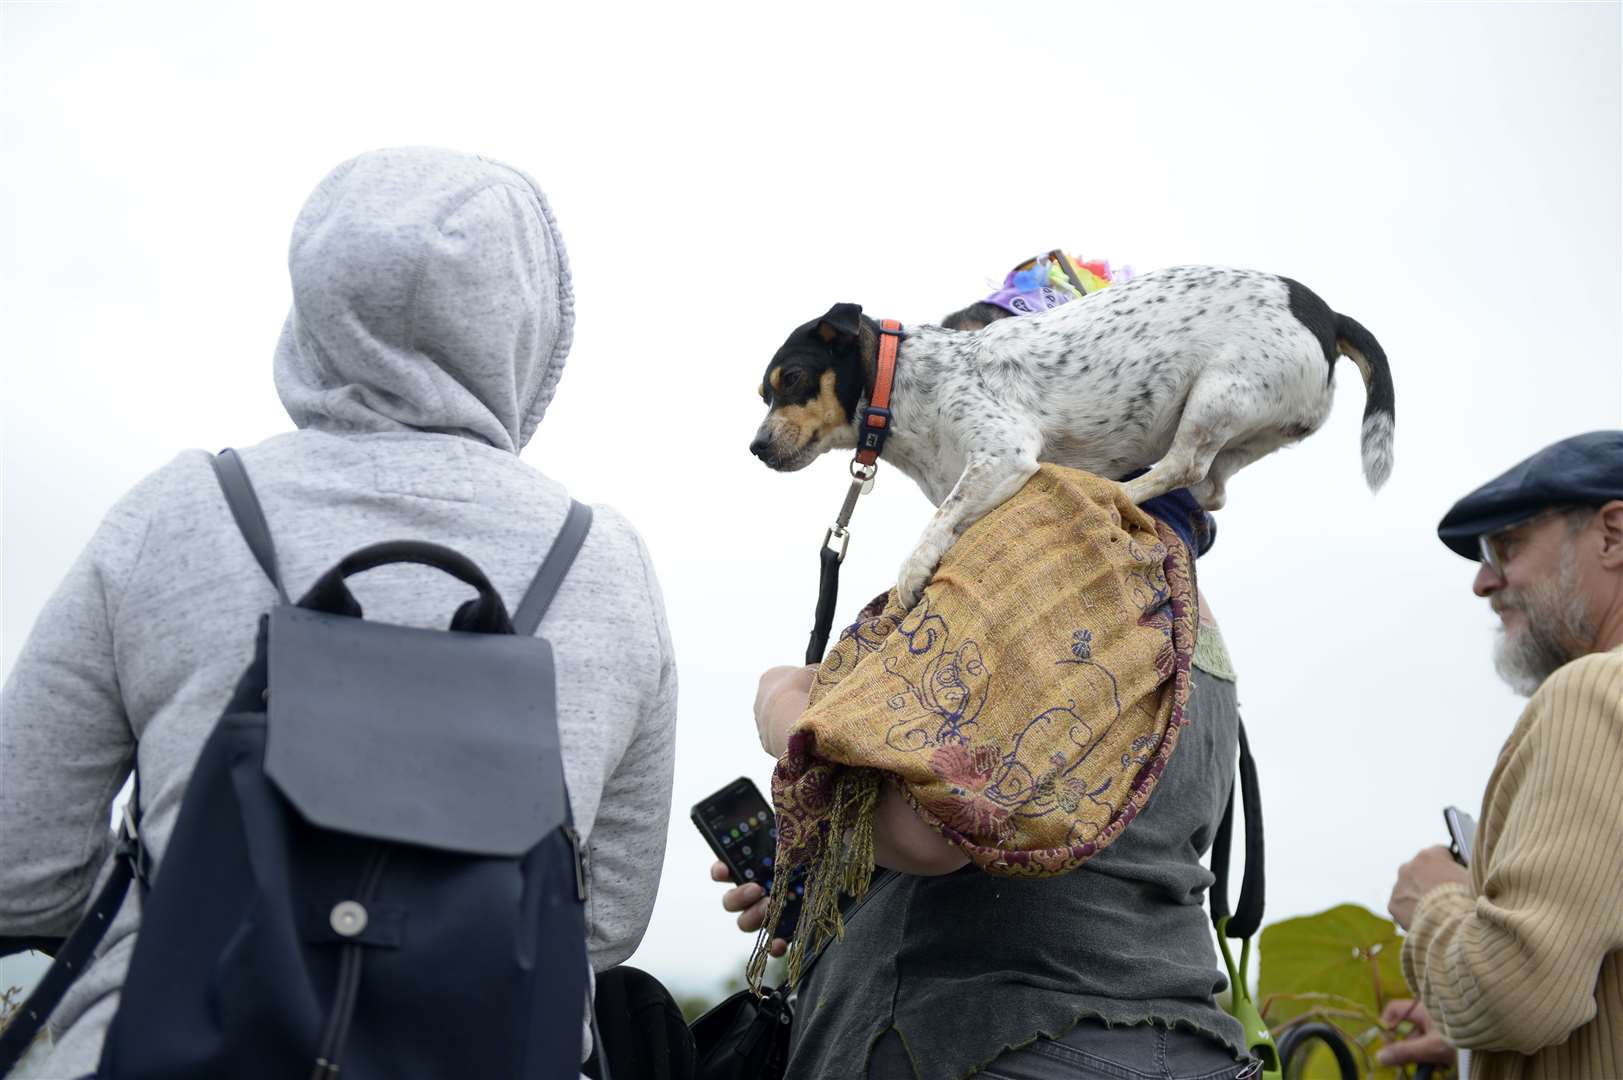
[[1382, 430, 1623, 1080]]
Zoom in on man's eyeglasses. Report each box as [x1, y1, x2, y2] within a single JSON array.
[[1477, 506, 1583, 577]]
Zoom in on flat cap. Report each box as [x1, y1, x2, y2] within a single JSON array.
[[1438, 430, 1623, 559]]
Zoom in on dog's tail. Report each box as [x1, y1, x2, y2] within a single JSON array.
[[1334, 313, 1394, 491]]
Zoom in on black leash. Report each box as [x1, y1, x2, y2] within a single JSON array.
[[1211, 717, 1265, 939], [805, 319, 902, 665], [1207, 713, 1276, 1075], [804, 464, 873, 665]]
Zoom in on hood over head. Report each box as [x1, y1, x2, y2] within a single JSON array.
[[273, 147, 574, 453]]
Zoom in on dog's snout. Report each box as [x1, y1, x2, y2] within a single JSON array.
[[749, 435, 770, 459]]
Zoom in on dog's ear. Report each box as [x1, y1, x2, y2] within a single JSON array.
[[816, 302, 864, 346]]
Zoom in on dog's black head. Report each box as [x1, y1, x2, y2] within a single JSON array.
[[750, 302, 872, 471]]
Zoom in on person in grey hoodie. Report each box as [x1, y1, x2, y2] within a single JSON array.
[[0, 147, 678, 1077]]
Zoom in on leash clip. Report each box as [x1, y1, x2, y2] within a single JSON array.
[[118, 801, 153, 888], [120, 801, 139, 846], [849, 459, 876, 495], [822, 526, 850, 563]]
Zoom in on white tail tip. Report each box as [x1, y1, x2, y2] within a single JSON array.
[[1362, 412, 1394, 491]]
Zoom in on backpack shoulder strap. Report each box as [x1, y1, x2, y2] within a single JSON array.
[[210, 448, 290, 605], [513, 501, 593, 638]]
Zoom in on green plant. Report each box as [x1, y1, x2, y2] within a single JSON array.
[[1257, 904, 1454, 1079]]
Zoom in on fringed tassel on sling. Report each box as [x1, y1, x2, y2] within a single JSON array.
[[747, 768, 881, 990]]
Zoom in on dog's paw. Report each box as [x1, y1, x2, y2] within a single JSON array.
[[895, 548, 941, 610]]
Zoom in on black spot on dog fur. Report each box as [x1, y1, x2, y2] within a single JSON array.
[[1280, 275, 1338, 368]]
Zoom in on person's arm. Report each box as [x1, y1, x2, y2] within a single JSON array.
[[582, 530, 678, 970], [872, 779, 970, 875], [754, 667, 966, 876], [1401, 653, 1623, 1053], [0, 484, 152, 939]]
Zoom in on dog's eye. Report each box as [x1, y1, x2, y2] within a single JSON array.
[[781, 371, 804, 393]]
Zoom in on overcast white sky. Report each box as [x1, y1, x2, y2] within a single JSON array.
[[3, 1, 1620, 1002]]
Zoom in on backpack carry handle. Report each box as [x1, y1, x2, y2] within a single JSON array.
[[298, 540, 515, 635]]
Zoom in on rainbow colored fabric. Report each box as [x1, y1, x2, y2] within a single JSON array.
[[983, 249, 1133, 315]]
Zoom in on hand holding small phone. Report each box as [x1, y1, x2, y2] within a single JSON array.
[[709, 860, 787, 957], [693, 776, 805, 943]]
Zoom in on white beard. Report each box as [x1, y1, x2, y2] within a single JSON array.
[[1493, 543, 1594, 696]]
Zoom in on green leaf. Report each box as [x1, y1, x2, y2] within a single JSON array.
[[1260, 904, 1408, 1021], [1258, 904, 1420, 1079]]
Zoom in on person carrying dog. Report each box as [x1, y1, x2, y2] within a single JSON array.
[[715, 252, 1256, 1080]]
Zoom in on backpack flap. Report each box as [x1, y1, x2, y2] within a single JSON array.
[[265, 605, 567, 857]]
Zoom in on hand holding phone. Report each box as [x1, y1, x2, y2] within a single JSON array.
[[692, 776, 805, 941]]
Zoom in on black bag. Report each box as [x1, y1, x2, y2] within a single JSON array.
[[690, 984, 792, 1080], [1, 449, 598, 1080], [588, 966, 695, 1080]]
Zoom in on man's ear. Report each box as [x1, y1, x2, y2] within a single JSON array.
[[1595, 500, 1623, 569], [815, 302, 864, 345]]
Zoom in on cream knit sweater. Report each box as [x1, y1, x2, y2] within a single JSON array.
[[1403, 645, 1623, 1080]]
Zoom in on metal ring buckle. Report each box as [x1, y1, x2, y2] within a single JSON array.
[[849, 461, 876, 481], [120, 801, 140, 843], [822, 526, 851, 562]]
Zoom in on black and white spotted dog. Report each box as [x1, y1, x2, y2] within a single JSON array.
[[750, 265, 1395, 607]]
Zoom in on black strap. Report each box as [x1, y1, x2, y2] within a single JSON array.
[[211, 449, 290, 604], [0, 830, 139, 1074], [1210, 717, 1265, 939], [512, 501, 593, 638], [510, 502, 598, 1073], [804, 543, 843, 666], [1277, 1021, 1359, 1080], [0, 754, 146, 1076]]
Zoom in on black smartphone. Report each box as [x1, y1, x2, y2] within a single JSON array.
[[691, 776, 805, 940], [1444, 805, 1477, 867]]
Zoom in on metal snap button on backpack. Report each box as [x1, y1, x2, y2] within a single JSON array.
[[330, 900, 368, 938]]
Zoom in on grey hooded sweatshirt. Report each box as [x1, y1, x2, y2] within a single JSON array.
[[0, 148, 678, 1077]]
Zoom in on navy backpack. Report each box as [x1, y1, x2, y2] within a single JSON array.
[[1, 449, 601, 1079]]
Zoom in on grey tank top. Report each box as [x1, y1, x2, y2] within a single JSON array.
[[785, 669, 1246, 1080]]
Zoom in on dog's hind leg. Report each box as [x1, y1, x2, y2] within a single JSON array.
[[1119, 372, 1249, 506], [1188, 437, 1277, 510], [896, 440, 1041, 608]]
